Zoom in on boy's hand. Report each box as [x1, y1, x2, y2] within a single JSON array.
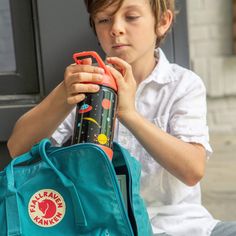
[[106, 57, 137, 122], [63, 58, 105, 105]]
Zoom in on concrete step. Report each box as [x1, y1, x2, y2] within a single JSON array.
[[201, 133, 236, 220]]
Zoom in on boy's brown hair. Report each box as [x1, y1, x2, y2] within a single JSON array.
[[84, 0, 176, 47]]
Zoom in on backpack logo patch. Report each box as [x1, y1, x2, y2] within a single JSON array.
[[28, 189, 66, 227]]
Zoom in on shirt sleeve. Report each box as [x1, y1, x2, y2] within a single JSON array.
[[169, 72, 213, 157], [50, 108, 76, 146]]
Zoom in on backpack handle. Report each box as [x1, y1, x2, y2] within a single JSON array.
[[39, 139, 87, 227]]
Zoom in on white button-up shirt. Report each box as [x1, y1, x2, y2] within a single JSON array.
[[52, 48, 219, 236]]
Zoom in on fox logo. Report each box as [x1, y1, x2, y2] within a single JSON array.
[[28, 189, 66, 227], [38, 199, 57, 219]]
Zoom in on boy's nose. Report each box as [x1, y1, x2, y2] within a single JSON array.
[[110, 20, 124, 37]]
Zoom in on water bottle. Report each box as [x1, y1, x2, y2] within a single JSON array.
[[71, 51, 118, 160]]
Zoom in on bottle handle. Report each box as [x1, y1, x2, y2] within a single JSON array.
[[73, 51, 112, 77]]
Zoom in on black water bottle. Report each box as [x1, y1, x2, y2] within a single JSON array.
[[71, 51, 117, 160]]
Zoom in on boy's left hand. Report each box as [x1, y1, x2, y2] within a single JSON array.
[[106, 57, 137, 122]]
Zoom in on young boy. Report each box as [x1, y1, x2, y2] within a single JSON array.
[[7, 0, 236, 235]]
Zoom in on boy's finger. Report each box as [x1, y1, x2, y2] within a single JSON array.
[[68, 72, 103, 85], [67, 64, 105, 75], [80, 58, 92, 65], [106, 57, 132, 76], [67, 94, 86, 105], [69, 83, 100, 94], [106, 65, 124, 88]]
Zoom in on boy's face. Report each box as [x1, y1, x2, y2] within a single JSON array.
[[94, 0, 157, 66]]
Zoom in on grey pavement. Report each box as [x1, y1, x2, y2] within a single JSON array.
[[201, 133, 236, 221]]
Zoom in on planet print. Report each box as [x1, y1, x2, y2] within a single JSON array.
[[83, 117, 100, 128], [79, 104, 92, 113], [102, 99, 111, 110], [97, 134, 109, 145]]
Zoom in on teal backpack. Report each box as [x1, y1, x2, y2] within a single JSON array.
[[0, 139, 153, 235]]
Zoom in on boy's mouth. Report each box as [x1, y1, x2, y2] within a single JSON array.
[[112, 44, 130, 49]]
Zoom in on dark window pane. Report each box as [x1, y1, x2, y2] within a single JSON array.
[[0, 0, 16, 72]]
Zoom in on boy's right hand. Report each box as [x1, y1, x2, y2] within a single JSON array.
[[63, 58, 105, 105]]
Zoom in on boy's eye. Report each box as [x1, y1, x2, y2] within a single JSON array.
[[126, 16, 140, 21], [97, 18, 111, 24]]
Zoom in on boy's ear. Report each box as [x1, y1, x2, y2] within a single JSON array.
[[156, 9, 173, 36]]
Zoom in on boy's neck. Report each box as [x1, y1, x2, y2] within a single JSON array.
[[132, 54, 157, 86]]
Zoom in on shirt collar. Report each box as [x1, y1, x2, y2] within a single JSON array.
[[142, 48, 178, 85]]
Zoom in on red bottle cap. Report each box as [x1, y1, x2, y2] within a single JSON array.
[[73, 51, 118, 92]]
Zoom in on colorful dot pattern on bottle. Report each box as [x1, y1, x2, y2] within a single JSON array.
[[72, 86, 117, 149]]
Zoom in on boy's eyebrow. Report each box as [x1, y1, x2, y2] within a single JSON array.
[[123, 4, 144, 10], [96, 4, 143, 16]]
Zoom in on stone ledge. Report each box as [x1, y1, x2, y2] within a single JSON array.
[[201, 133, 236, 220]]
